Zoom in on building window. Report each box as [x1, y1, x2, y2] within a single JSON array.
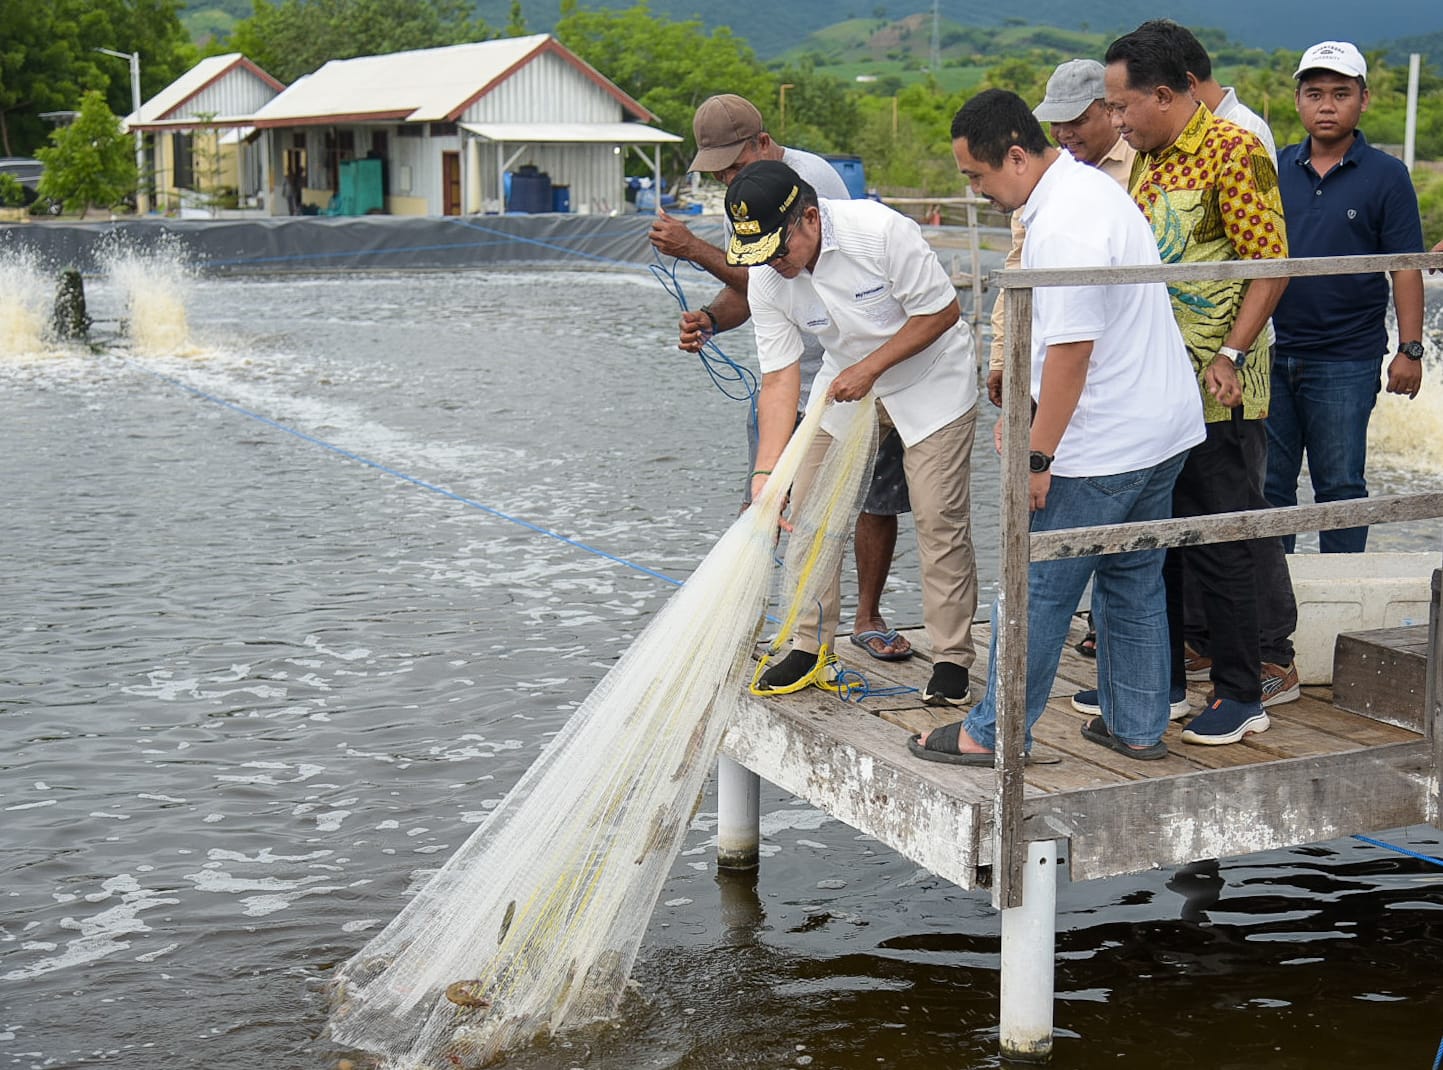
[[398, 124, 422, 138], [172, 132, 194, 189], [429, 121, 457, 137]]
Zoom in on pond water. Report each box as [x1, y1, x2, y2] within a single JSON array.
[[1, 261, 1442, 1070]]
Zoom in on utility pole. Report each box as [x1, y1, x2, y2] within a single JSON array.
[[930, 0, 941, 74], [95, 47, 148, 215]]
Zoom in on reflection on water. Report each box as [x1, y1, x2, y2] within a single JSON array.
[[0, 263, 1440, 1069]]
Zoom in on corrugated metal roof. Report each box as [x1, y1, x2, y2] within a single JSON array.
[[248, 35, 655, 128], [126, 53, 283, 127], [459, 122, 681, 144]]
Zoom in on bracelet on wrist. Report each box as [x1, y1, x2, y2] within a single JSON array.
[[751, 468, 771, 477], [699, 306, 719, 334]]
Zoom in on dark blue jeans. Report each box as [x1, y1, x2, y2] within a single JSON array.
[[1265, 352, 1381, 553], [965, 451, 1187, 751]]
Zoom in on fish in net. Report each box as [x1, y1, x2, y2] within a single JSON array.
[[328, 393, 879, 1068]]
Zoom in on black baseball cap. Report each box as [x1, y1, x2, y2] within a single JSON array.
[[724, 160, 802, 267]]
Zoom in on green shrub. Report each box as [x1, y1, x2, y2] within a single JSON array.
[[0, 172, 27, 207]]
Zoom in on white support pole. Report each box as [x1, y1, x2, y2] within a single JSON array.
[[496, 142, 505, 214], [716, 755, 760, 871], [999, 839, 1057, 1062], [464, 136, 482, 214], [1403, 53, 1420, 172], [259, 129, 273, 216], [129, 51, 147, 215]]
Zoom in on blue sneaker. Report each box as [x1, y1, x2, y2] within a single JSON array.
[[1180, 698, 1269, 745], [1071, 686, 1191, 720]]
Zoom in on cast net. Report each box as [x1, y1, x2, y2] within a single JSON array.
[[328, 393, 878, 1068]]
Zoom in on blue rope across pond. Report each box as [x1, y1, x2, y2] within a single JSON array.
[[122, 358, 686, 589], [1351, 833, 1443, 870]]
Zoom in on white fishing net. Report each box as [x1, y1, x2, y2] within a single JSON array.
[[328, 394, 878, 1068]]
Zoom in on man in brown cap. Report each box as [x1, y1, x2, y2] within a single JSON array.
[[652, 94, 916, 665]]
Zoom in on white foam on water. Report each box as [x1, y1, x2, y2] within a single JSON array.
[[103, 244, 200, 357], [1370, 358, 1443, 478], [1, 875, 179, 981], [0, 249, 53, 358]]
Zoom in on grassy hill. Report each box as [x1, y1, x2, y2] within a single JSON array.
[[777, 15, 1125, 93], [1382, 31, 1443, 66], [183, 0, 1442, 67]]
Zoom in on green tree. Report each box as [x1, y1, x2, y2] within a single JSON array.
[[228, 0, 493, 84], [853, 79, 969, 191], [980, 56, 1048, 103], [35, 90, 137, 217], [504, 0, 528, 37], [0, 172, 26, 207], [554, 2, 774, 175], [0, 0, 192, 157], [771, 57, 861, 154]]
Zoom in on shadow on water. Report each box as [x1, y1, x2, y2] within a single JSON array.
[[0, 259, 1441, 1069]]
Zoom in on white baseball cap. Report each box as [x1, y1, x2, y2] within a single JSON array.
[[1295, 41, 1368, 83]]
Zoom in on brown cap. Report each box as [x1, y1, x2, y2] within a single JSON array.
[[689, 94, 764, 173]]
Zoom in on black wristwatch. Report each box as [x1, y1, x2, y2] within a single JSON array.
[[1029, 450, 1054, 473], [1398, 340, 1424, 360]]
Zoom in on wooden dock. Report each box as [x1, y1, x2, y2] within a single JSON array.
[[720, 616, 1431, 891]]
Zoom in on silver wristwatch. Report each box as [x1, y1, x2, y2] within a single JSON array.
[[1217, 344, 1247, 368]]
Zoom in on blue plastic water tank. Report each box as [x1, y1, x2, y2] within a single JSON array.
[[551, 185, 571, 213], [823, 154, 867, 200], [508, 165, 552, 213]]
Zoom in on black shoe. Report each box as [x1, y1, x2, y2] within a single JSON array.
[[756, 649, 821, 693], [922, 661, 971, 706]]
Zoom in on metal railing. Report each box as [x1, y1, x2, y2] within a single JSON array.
[[990, 250, 1443, 908]]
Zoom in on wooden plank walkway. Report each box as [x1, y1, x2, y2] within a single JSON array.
[[720, 617, 1430, 891]]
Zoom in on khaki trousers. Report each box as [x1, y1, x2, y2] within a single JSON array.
[[792, 403, 978, 666]]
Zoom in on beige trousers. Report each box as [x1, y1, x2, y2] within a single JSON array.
[[792, 403, 978, 666]]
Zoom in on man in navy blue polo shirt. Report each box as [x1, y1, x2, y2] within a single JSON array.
[[1268, 40, 1426, 553]]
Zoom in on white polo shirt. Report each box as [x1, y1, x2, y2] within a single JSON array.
[[1018, 152, 1204, 477], [748, 198, 977, 446]]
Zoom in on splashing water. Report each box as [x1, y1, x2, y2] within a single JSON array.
[[104, 244, 197, 356], [1371, 359, 1443, 478], [1369, 301, 1443, 478], [0, 250, 52, 358]]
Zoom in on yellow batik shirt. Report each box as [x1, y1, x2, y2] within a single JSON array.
[[1128, 104, 1288, 422]]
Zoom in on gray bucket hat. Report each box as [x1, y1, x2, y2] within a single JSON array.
[[1033, 59, 1106, 122]]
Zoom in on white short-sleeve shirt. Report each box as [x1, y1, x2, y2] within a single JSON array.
[[747, 198, 976, 446], [1018, 153, 1204, 477]]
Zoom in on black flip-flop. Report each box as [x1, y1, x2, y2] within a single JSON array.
[[907, 723, 1060, 766], [1079, 716, 1169, 761]]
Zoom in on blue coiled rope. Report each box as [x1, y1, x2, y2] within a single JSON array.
[[648, 252, 759, 438]]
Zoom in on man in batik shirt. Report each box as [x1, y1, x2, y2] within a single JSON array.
[[1104, 20, 1296, 747]]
